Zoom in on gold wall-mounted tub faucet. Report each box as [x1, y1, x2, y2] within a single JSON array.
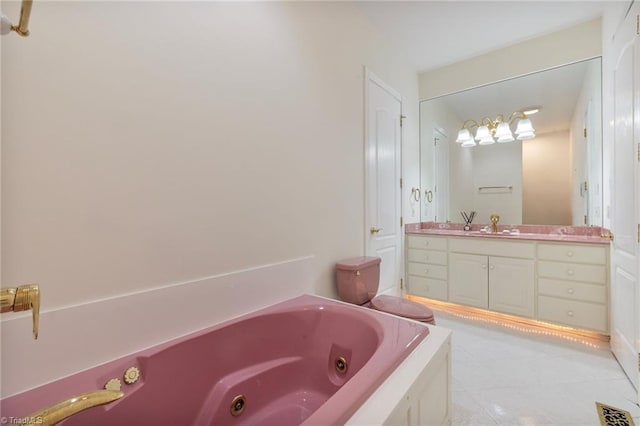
[[1, 284, 40, 339]]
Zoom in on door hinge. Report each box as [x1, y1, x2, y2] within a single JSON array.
[[434, 137, 439, 146], [637, 14, 639, 35], [584, 215, 587, 225], [400, 278, 404, 290], [638, 224, 640, 243], [400, 216, 403, 227], [400, 115, 406, 127], [637, 142, 640, 161], [583, 128, 587, 138], [400, 178, 403, 188]]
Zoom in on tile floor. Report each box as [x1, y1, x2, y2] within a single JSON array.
[[433, 309, 640, 425]]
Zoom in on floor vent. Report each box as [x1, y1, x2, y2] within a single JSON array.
[[596, 401, 636, 426]]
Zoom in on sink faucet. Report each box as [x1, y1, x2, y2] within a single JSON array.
[[22, 389, 123, 425], [1, 284, 40, 339], [490, 214, 500, 233]]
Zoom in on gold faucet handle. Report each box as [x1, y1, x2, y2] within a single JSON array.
[[490, 214, 500, 223], [15, 284, 40, 339]]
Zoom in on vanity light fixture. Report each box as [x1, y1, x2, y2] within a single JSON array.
[[455, 109, 537, 147]]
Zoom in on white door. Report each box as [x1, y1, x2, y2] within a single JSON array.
[[365, 70, 402, 294], [433, 128, 450, 223], [610, 2, 640, 397]]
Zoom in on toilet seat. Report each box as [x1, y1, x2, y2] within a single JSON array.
[[370, 295, 435, 324]]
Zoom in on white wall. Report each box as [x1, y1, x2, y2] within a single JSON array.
[[523, 130, 572, 225], [419, 18, 602, 100], [471, 143, 523, 225], [1, 2, 419, 309], [449, 145, 475, 222]]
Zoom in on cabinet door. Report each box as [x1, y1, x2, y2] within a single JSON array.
[[489, 257, 535, 318], [449, 253, 488, 308]]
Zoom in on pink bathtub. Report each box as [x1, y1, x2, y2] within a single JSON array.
[[1, 295, 429, 425]]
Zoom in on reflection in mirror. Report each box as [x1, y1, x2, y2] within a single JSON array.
[[419, 57, 602, 227]]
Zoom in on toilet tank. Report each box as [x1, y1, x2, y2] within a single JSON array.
[[335, 256, 381, 305]]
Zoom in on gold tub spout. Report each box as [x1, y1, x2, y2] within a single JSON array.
[[23, 389, 124, 426], [1, 284, 40, 339]]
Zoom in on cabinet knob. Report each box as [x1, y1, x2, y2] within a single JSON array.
[[566, 251, 574, 257], [567, 310, 574, 317], [481, 264, 487, 269], [489, 264, 495, 270], [567, 288, 575, 294], [566, 269, 574, 276], [425, 269, 429, 274]]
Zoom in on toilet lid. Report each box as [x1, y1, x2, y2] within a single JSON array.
[[370, 295, 434, 321]]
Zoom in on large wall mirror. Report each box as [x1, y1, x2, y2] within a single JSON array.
[[419, 57, 603, 227]]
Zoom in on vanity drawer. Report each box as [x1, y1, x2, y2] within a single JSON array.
[[538, 278, 607, 304], [408, 262, 447, 280], [448, 237, 534, 259], [407, 276, 448, 301], [538, 261, 607, 284], [538, 295, 607, 332], [407, 249, 447, 265], [537, 243, 607, 265], [407, 235, 447, 251]]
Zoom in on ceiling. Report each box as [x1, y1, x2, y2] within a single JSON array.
[[357, 1, 612, 73]]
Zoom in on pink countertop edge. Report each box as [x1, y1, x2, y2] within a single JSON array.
[[405, 222, 612, 245]]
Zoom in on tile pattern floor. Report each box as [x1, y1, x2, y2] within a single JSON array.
[[434, 309, 640, 426]]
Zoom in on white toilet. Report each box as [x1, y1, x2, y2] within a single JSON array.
[[335, 256, 435, 324]]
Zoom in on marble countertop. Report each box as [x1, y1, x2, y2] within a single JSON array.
[[405, 223, 612, 245]]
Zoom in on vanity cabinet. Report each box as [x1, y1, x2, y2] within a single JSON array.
[[406, 234, 610, 333], [406, 235, 448, 301], [536, 243, 608, 332], [448, 244, 535, 318]]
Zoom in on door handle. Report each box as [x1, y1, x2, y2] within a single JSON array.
[[411, 188, 421, 202], [370, 227, 383, 234], [425, 190, 433, 203]]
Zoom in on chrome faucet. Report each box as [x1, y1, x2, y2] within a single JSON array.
[[23, 389, 123, 426], [1, 284, 40, 339], [490, 214, 500, 233]]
